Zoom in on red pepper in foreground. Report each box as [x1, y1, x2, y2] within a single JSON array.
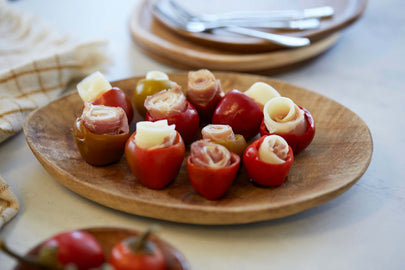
[[212, 89, 263, 141], [260, 106, 315, 154], [109, 228, 166, 270], [146, 101, 200, 144], [42, 230, 106, 270], [243, 136, 294, 187], [73, 117, 130, 166], [90, 87, 134, 123], [125, 131, 185, 189]]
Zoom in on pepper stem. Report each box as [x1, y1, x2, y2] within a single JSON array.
[[0, 238, 63, 270], [125, 225, 159, 255]]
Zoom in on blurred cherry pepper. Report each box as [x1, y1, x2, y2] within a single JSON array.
[[125, 120, 185, 189], [186, 69, 224, 123], [260, 97, 315, 154], [243, 135, 294, 187], [134, 71, 177, 117], [212, 89, 263, 141], [42, 230, 106, 270], [74, 104, 130, 166], [90, 87, 134, 123], [145, 88, 199, 144], [201, 124, 247, 157], [187, 140, 240, 200], [109, 228, 166, 270]]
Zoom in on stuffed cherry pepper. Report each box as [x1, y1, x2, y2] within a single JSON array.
[[187, 140, 240, 200], [212, 89, 263, 141], [243, 135, 293, 187], [260, 97, 315, 154], [73, 103, 130, 166], [125, 120, 185, 189], [145, 87, 199, 144], [201, 124, 247, 157], [77, 71, 133, 123], [134, 71, 178, 116], [186, 69, 224, 123]]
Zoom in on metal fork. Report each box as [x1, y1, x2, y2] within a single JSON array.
[[154, 0, 312, 48]]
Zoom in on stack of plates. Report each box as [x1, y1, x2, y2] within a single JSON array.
[[129, 0, 367, 73]]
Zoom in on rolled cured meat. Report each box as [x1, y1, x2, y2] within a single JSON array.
[[134, 120, 176, 150], [263, 97, 307, 136], [258, 135, 289, 164], [144, 87, 187, 119], [201, 124, 235, 142], [190, 140, 231, 169], [82, 103, 129, 135], [187, 69, 223, 105]]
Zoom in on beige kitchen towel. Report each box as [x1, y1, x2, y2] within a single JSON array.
[[0, 0, 108, 143], [0, 174, 18, 229], [0, 0, 109, 226]]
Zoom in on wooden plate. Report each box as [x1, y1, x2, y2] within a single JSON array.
[[150, 0, 368, 52], [23, 72, 373, 225], [129, 1, 341, 73], [14, 227, 190, 270]]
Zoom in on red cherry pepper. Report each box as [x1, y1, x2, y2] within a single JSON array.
[[109, 229, 166, 270], [125, 131, 185, 189], [260, 106, 315, 154], [212, 89, 263, 141], [189, 93, 222, 124], [42, 230, 105, 270], [187, 153, 240, 200], [145, 101, 200, 144], [243, 136, 294, 187], [91, 87, 134, 123]]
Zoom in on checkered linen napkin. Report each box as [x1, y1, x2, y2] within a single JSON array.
[[0, 0, 108, 227]]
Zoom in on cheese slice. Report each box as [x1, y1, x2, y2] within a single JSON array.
[[146, 70, 169, 80], [244, 82, 281, 108], [77, 71, 112, 102], [135, 120, 176, 149]]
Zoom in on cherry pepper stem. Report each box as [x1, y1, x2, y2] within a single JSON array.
[[126, 226, 159, 254], [0, 239, 63, 270]]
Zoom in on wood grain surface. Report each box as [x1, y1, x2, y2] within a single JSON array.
[[14, 227, 190, 270], [150, 0, 368, 53], [23, 72, 373, 225], [129, 1, 342, 73]]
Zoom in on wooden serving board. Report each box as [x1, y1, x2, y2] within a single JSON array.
[[23, 72, 373, 225], [14, 227, 190, 270]]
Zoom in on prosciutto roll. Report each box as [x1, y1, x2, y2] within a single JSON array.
[[201, 124, 235, 142], [82, 103, 129, 135], [258, 135, 289, 164], [187, 69, 223, 105], [263, 97, 307, 136], [144, 87, 187, 119], [190, 140, 231, 169]]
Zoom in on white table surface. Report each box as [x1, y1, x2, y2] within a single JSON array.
[[1, 0, 405, 269]]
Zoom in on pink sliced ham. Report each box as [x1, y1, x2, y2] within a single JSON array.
[[187, 69, 223, 105], [144, 86, 187, 119], [190, 140, 231, 169], [82, 103, 129, 135], [201, 124, 235, 142]]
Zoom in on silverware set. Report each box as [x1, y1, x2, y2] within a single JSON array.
[[152, 0, 334, 48]]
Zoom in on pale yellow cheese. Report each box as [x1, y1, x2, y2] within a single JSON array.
[[244, 82, 281, 108], [77, 71, 112, 102], [135, 120, 176, 149]]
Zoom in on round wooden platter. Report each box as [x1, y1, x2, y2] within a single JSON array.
[[23, 72, 373, 225], [129, 1, 342, 73], [14, 227, 190, 270], [150, 0, 368, 53]]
